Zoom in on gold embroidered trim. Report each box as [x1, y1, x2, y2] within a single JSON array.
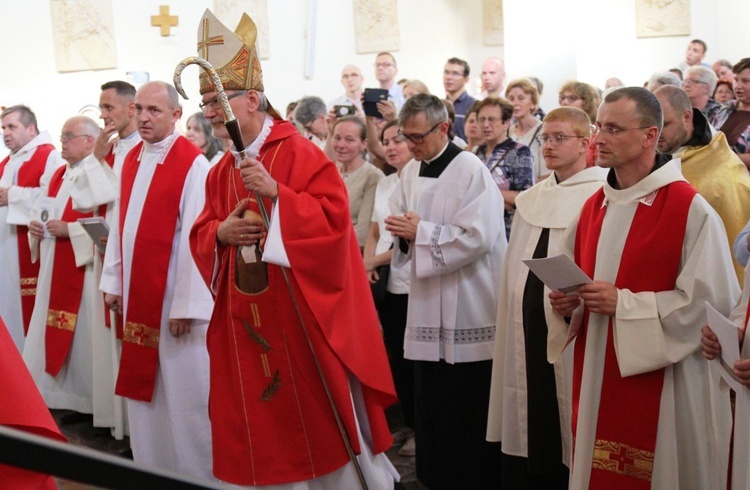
[[20, 277, 38, 285], [261, 353, 271, 378], [46, 309, 77, 331], [251, 303, 260, 328], [21, 289, 37, 296], [592, 439, 654, 481], [123, 322, 160, 349]]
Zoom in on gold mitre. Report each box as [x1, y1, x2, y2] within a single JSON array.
[[197, 9, 266, 95]]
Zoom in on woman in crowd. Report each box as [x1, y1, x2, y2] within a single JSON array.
[[714, 80, 735, 105], [331, 116, 384, 249], [711, 58, 750, 169], [507, 79, 546, 180], [558, 81, 602, 166], [463, 101, 484, 152], [185, 112, 224, 166], [363, 120, 416, 457], [474, 96, 534, 239]]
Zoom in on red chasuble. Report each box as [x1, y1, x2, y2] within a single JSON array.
[[0, 144, 55, 334], [43, 166, 103, 376], [0, 316, 66, 488], [115, 137, 200, 402], [190, 121, 397, 486], [573, 182, 696, 488]]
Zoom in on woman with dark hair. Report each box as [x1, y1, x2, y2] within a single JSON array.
[[331, 116, 384, 249], [363, 119, 416, 456], [714, 80, 735, 105], [185, 112, 224, 166], [711, 58, 750, 169]]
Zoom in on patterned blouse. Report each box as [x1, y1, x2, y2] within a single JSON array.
[[710, 100, 750, 155], [474, 138, 534, 239]]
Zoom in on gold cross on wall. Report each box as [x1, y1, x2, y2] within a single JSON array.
[[198, 18, 224, 59], [151, 5, 178, 36]]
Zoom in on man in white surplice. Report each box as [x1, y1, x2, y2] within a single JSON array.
[[549, 87, 738, 489], [386, 94, 507, 489], [100, 81, 214, 479], [91, 80, 140, 440], [0, 105, 64, 351], [23, 116, 116, 414], [486, 107, 606, 488]]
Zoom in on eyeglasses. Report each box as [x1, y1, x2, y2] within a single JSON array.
[[342, 73, 361, 79], [398, 122, 444, 144], [199, 91, 244, 111], [559, 94, 581, 103], [683, 78, 707, 87], [477, 116, 504, 125], [536, 134, 585, 146], [592, 125, 652, 137], [60, 133, 90, 142]]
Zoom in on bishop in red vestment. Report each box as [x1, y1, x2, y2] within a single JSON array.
[[188, 10, 397, 487]]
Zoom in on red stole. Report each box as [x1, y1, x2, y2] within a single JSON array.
[[0, 144, 55, 334], [573, 181, 696, 488], [43, 165, 101, 376], [115, 137, 200, 402]]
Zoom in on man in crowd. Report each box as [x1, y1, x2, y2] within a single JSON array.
[[329, 64, 364, 114], [374, 52, 405, 110], [294, 95, 329, 149], [479, 56, 506, 99], [549, 87, 737, 488], [683, 66, 722, 119], [100, 81, 213, 479], [189, 9, 397, 488], [487, 107, 606, 489], [678, 39, 710, 71], [654, 85, 750, 284], [23, 116, 115, 417], [0, 105, 63, 350], [386, 93, 507, 489], [94, 79, 140, 440], [443, 57, 475, 141]]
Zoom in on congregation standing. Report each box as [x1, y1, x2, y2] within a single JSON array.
[[1, 10, 750, 489]]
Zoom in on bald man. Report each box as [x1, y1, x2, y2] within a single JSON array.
[[654, 85, 750, 284], [329, 64, 364, 114]]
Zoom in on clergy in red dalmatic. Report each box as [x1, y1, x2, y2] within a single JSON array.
[[189, 9, 397, 488]]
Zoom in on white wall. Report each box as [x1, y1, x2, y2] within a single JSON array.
[[0, 0, 747, 160]]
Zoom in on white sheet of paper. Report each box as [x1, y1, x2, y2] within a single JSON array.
[[523, 253, 593, 295], [706, 301, 744, 392]]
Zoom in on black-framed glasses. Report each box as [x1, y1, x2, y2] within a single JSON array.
[[199, 91, 244, 111], [398, 122, 444, 144], [59, 133, 91, 143], [592, 125, 652, 138], [536, 134, 585, 146]]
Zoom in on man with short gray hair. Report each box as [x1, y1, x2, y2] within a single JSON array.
[[683, 65, 721, 119], [294, 95, 329, 148], [0, 105, 64, 350], [647, 71, 682, 92], [549, 86, 737, 489], [387, 93, 507, 489], [23, 115, 116, 419]]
